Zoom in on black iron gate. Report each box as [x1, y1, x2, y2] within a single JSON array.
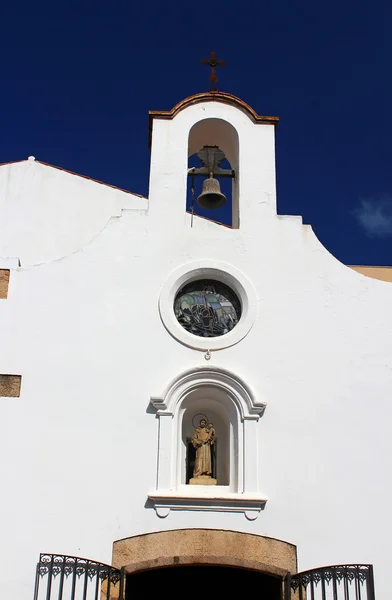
[[33, 554, 124, 600], [287, 564, 375, 600], [33, 555, 375, 600]]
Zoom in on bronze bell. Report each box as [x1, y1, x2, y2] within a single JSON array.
[[197, 176, 227, 210]]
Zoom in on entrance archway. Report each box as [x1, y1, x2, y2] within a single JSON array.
[[113, 529, 297, 600]]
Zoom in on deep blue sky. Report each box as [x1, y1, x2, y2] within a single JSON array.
[[1, 0, 392, 265]]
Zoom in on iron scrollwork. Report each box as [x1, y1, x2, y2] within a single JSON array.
[[34, 553, 123, 600], [289, 564, 375, 600]]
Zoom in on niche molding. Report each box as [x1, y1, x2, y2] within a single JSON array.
[[149, 367, 267, 520]]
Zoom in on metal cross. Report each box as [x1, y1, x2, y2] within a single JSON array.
[[201, 52, 226, 91]]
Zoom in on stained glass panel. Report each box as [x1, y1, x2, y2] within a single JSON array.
[[174, 280, 241, 338]]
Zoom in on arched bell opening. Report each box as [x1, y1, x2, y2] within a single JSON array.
[[187, 118, 240, 229], [177, 385, 239, 490], [125, 565, 283, 598]]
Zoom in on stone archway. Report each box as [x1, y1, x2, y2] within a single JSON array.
[[112, 529, 297, 597]]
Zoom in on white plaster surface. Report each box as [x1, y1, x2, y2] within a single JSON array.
[[0, 160, 147, 266], [0, 100, 392, 599]]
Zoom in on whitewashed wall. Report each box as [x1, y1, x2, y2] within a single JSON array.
[[0, 100, 391, 599]]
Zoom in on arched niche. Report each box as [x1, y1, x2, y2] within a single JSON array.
[[187, 118, 240, 229], [180, 384, 237, 487], [150, 368, 267, 519]]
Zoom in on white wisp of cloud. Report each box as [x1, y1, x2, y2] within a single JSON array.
[[352, 196, 392, 238]]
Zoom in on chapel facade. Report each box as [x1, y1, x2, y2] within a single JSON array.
[[0, 79, 389, 599]]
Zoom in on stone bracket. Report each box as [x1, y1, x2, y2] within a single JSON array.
[[148, 491, 267, 520]]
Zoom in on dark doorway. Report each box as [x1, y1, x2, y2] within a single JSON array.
[[126, 565, 282, 599]]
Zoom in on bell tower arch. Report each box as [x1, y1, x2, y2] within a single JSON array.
[[187, 118, 239, 228], [148, 91, 279, 232]]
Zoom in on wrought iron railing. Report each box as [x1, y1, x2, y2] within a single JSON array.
[[33, 555, 375, 600], [289, 564, 375, 600], [33, 554, 124, 600]]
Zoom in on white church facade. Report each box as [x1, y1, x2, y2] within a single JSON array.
[[0, 86, 390, 599]]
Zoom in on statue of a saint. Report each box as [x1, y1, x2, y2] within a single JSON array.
[[189, 418, 217, 485]]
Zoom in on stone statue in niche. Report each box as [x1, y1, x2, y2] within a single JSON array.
[[189, 419, 217, 485]]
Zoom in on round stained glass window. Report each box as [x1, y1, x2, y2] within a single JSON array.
[[174, 280, 241, 338]]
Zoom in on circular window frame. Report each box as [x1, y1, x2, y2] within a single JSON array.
[[159, 260, 257, 350]]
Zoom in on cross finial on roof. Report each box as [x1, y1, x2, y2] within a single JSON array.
[[201, 52, 226, 91]]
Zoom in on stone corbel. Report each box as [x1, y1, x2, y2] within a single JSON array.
[[148, 491, 267, 520]]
